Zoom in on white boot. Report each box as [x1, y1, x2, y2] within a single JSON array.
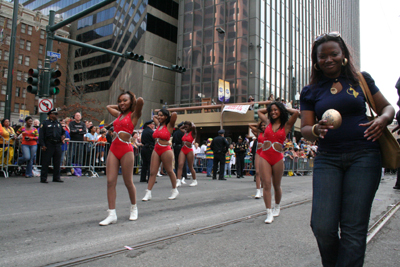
[[168, 188, 179, 200], [176, 179, 182, 187], [189, 180, 198, 187], [272, 204, 280, 217], [142, 189, 152, 201], [129, 204, 138, 221], [255, 189, 261, 199], [264, 209, 274, 224], [181, 177, 187, 184], [99, 209, 117, 226]]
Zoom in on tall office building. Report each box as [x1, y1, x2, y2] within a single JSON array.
[[176, 0, 360, 106], [22, 0, 179, 121]]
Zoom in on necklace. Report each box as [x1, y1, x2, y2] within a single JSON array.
[[330, 78, 339, 94]]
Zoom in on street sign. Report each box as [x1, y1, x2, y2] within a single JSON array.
[[38, 98, 54, 113], [47, 51, 61, 59], [50, 57, 58, 63]]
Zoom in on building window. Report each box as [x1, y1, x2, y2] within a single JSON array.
[[27, 26, 33, 35], [1, 85, 6, 95], [24, 72, 28, 82], [40, 30, 45, 39], [4, 51, 9, 61], [39, 45, 44, 54], [38, 59, 43, 68], [0, 102, 5, 111], [21, 104, 26, 110], [14, 103, 20, 113], [35, 95, 39, 100], [21, 23, 26, 33], [26, 41, 31, 51], [0, 50, 2, 60], [16, 87, 20, 97], [3, 68, 8, 78], [20, 39, 25, 49], [34, 106, 38, 115], [22, 88, 27, 98], [18, 55, 23, 64], [0, 17, 4, 27], [17, 71, 22, 81], [5, 35, 10, 45], [7, 19, 12, 29], [54, 95, 57, 103], [25, 56, 30, 66]]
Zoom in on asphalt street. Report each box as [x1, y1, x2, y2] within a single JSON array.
[[0, 171, 399, 266]]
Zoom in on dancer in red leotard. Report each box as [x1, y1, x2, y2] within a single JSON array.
[[249, 120, 267, 199], [176, 121, 198, 187], [142, 108, 179, 201], [99, 91, 143, 226], [257, 102, 299, 224]]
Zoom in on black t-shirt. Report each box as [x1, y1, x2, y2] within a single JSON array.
[[69, 120, 86, 141]]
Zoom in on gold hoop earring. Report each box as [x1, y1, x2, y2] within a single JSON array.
[[314, 64, 320, 71], [342, 58, 348, 66]]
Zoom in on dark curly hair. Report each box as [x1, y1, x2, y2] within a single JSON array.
[[25, 116, 33, 122], [310, 33, 358, 86], [158, 108, 171, 125], [267, 101, 288, 129], [117, 91, 136, 112]]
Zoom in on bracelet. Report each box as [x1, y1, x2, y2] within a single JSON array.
[[311, 124, 319, 137]]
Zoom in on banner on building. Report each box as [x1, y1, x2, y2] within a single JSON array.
[[19, 110, 29, 122], [222, 105, 251, 114], [218, 79, 231, 103]]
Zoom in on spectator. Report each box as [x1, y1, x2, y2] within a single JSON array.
[[60, 119, 70, 167], [68, 112, 86, 175], [200, 140, 207, 173], [205, 138, 213, 177], [85, 126, 98, 164], [193, 142, 201, 172], [97, 129, 107, 163], [0, 118, 16, 165], [16, 116, 38, 178]]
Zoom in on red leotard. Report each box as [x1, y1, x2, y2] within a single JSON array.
[[110, 112, 134, 160], [256, 132, 264, 156], [260, 123, 285, 166], [152, 125, 172, 156], [181, 132, 194, 155]]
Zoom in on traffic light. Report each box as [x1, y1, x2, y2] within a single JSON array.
[[253, 103, 260, 121], [171, 65, 186, 73], [124, 51, 144, 62], [27, 68, 39, 94], [49, 69, 61, 95]]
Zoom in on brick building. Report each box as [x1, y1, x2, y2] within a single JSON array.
[[0, 0, 69, 125]]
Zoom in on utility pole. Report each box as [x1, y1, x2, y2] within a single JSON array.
[[4, 0, 19, 120]]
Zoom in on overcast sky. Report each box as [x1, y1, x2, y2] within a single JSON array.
[[360, 0, 400, 112]]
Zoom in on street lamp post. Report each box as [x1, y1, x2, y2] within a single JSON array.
[[216, 27, 226, 129]]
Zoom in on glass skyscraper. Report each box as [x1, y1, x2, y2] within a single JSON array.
[[176, 0, 360, 106]]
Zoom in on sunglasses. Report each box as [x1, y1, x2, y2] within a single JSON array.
[[315, 31, 341, 42]]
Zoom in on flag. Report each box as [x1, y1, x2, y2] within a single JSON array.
[[99, 120, 105, 129]]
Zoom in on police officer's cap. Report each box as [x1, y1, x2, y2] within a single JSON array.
[[48, 108, 58, 115], [143, 120, 154, 127], [218, 129, 225, 134], [238, 136, 243, 139]]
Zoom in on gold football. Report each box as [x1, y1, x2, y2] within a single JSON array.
[[322, 109, 342, 129]]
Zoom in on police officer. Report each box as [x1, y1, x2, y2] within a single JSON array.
[[140, 120, 155, 183], [234, 136, 248, 178], [172, 121, 187, 180], [211, 129, 229, 180], [39, 108, 65, 183]]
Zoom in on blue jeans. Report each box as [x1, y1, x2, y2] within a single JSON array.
[[18, 144, 37, 177], [311, 149, 381, 267], [206, 159, 213, 176], [225, 163, 231, 176]]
